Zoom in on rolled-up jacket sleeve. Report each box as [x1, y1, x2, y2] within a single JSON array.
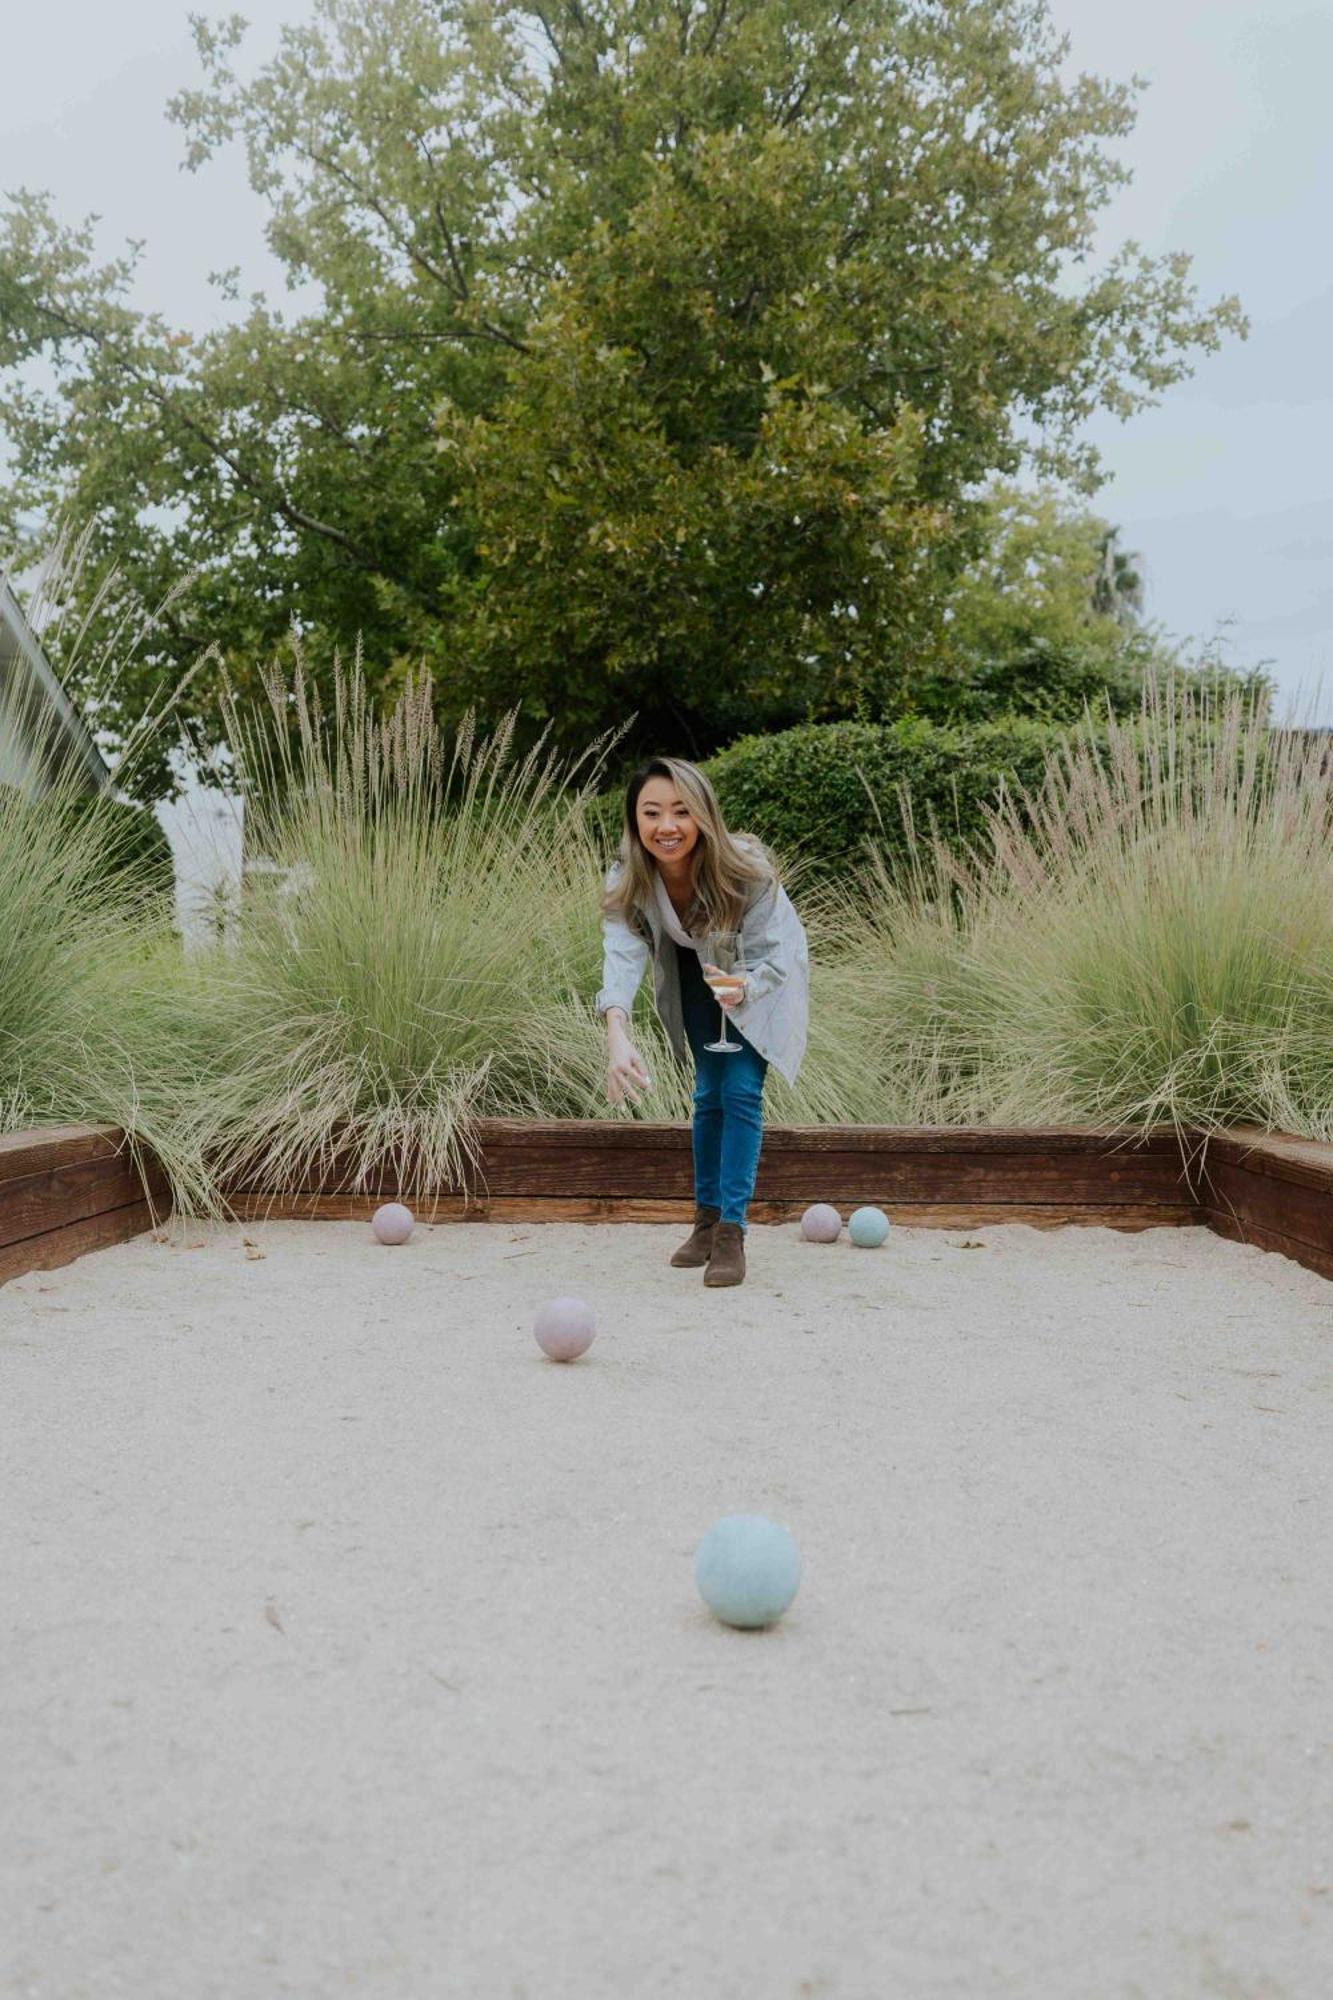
[[594, 866, 651, 1018]]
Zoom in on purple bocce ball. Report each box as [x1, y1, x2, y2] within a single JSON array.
[[371, 1201, 415, 1245], [534, 1296, 597, 1362], [800, 1202, 843, 1243]]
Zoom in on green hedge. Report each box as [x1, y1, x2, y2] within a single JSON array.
[[585, 714, 1115, 882], [594, 705, 1285, 887], [704, 716, 1104, 880]]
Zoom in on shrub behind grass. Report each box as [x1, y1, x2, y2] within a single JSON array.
[[704, 713, 1107, 887], [812, 671, 1333, 1142], [581, 713, 1094, 881]]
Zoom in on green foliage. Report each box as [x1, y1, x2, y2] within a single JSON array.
[[61, 793, 176, 905], [906, 632, 1276, 731], [588, 654, 1274, 885], [702, 713, 1119, 885], [0, 594, 209, 1187], [0, 769, 190, 1212], [0, 777, 109, 1125], [163, 667, 633, 1204], [6, 667, 1333, 1201], [913, 480, 1277, 726], [827, 675, 1333, 1140], [936, 480, 1150, 671], [0, 0, 1246, 793]]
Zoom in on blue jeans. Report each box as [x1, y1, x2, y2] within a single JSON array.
[[676, 941, 768, 1229]]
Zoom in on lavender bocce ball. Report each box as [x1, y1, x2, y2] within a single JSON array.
[[371, 1202, 415, 1245], [534, 1296, 597, 1362], [800, 1202, 843, 1243]]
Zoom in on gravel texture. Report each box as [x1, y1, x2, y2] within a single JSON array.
[[2, 1215, 1331, 1999]]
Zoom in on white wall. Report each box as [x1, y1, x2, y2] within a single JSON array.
[[154, 773, 245, 949]]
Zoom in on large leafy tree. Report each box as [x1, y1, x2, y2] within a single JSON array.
[[0, 0, 1245, 797]]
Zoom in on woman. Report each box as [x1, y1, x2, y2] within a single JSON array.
[[595, 756, 809, 1289]]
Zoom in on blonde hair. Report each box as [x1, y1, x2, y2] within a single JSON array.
[[600, 755, 780, 936]]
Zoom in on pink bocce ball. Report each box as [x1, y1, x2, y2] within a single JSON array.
[[534, 1296, 597, 1362], [371, 1201, 415, 1245], [800, 1202, 843, 1243]]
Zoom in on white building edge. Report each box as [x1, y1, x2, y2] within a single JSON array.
[[0, 574, 109, 797], [0, 571, 248, 942]]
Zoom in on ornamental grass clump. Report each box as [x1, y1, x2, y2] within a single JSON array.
[[826, 669, 1333, 1142], [0, 758, 132, 1134], [173, 655, 634, 1207], [0, 671, 205, 1208]]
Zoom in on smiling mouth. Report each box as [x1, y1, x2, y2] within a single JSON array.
[[655, 837, 684, 850]]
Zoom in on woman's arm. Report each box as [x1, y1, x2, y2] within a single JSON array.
[[595, 919, 650, 1019], [597, 868, 653, 1102], [595, 866, 651, 1020]]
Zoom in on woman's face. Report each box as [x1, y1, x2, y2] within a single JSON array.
[[634, 776, 701, 868]]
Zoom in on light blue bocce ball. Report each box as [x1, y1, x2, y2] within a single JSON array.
[[694, 1514, 801, 1630], [848, 1205, 891, 1248]]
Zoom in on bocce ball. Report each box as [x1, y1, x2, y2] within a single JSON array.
[[848, 1205, 891, 1248], [534, 1296, 597, 1362], [694, 1513, 801, 1630], [800, 1202, 842, 1243], [371, 1201, 415, 1245]]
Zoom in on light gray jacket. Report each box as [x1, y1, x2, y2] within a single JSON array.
[[594, 842, 810, 1086]]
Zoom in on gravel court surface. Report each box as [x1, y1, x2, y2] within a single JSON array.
[[2, 1214, 1331, 2000]]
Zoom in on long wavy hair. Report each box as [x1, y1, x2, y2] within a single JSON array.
[[600, 755, 780, 937]]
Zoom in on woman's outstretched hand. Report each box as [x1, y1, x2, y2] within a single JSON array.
[[607, 1025, 653, 1106]]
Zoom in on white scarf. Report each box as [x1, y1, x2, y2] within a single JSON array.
[[652, 866, 704, 949]]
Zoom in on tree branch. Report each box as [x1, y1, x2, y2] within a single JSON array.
[[700, 0, 731, 60], [529, 5, 567, 67], [300, 136, 531, 355], [777, 3, 857, 129], [17, 284, 386, 573]]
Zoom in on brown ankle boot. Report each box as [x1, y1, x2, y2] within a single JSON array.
[[670, 1203, 721, 1267], [704, 1219, 746, 1287]]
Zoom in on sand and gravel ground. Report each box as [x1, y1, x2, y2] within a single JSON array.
[[2, 1214, 1331, 2000]]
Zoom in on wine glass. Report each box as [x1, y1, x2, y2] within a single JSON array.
[[700, 930, 746, 1054]]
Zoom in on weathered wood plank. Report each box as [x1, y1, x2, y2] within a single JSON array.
[[1198, 1160, 1333, 1262], [234, 1122, 1196, 1202], [457, 1149, 1193, 1204], [1197, 1126, 1333, 1197], [6, 1120, 1333, 1289], [223, 1120, 1184, 1192], [0, 1152, 169, 1252], [0, 1124, 133, 1183], [0, 1126, 166, 1285], [1203, 1209, 1333, 1285], [1193, 1127, 1333, 1282], [229, 1192, 1196, 1231], [0, 1200, 157, 1287], [468, 1118, 1189, 1156]]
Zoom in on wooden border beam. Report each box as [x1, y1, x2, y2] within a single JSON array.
[[3, 1120, 1331, 1287]]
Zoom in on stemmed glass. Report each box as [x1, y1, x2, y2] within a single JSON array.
[[700, 930, 746, 1054]]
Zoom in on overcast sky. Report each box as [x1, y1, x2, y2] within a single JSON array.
[[2, 0, 1330, 738]]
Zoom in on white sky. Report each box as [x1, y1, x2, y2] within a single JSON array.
[[1, 0, 1330, 744]]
